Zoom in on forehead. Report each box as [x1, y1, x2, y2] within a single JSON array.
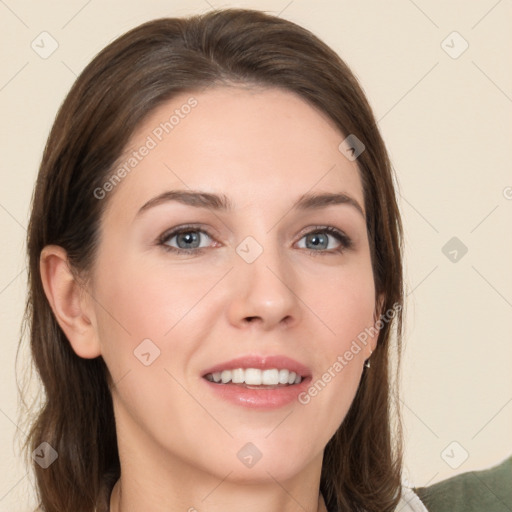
[[104, 86, 364, 217]]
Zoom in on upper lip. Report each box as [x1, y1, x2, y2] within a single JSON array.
[[202, 355, 311, 378]]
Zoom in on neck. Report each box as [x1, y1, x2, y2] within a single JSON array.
[[108, 431, 326, 512], [110, 480, 329, 512]]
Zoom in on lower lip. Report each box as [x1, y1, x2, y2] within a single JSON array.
[[203, 378, 311, 409]]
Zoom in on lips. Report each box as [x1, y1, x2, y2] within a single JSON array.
[[201, 355, 311, 409]]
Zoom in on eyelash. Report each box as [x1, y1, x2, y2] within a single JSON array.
[[157, 224, 353, 256]]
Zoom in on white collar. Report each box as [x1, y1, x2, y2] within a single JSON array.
[[395, 484, 429, 512]]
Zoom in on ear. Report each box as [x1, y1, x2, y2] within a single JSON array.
[[40, 245, 101, 359]]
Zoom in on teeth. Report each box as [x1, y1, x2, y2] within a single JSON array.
[[278, 369, 290, 384], [262, 369, 279, 385], [231, 368, 244, 384], [205, 368, 303, 386], [245, 368, 262, 385]]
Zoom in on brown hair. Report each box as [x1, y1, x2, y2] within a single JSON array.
[[21, 8, 404, 512]]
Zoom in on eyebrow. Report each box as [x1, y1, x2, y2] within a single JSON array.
[[136, 190, 365, 218]]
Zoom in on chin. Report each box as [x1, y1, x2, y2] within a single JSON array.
[[197, 438, 320, 485], [220, 457, 313, 485]]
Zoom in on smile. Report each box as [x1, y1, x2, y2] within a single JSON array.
[[204, 368, 303, 386]]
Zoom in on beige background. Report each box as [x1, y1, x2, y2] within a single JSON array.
[[1, 0, 511, 510]]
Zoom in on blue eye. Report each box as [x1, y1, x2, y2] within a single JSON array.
[[157, 225, 352, 255], [159, 226, 213, 254], [297, 226, 352, 253]]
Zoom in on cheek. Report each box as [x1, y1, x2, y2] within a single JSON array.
[[92, 257, 206, 454], [93, 251, 214, 343], [90, 255, 182, 392], [92, 252, 227, 407], [308, 256, 377, 347], [296, 257, 376, 431]]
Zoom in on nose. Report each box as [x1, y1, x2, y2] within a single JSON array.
[[226, 242, 302, 331]]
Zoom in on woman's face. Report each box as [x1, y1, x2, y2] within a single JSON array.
[[88, 86, 378, 484]]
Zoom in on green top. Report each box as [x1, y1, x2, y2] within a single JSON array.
[[414, 455, 512, 512]]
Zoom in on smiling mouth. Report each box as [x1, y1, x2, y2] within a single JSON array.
[[204, 368, 303, 387]]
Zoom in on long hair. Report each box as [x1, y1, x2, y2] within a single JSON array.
[[20, 9, 404, 512]]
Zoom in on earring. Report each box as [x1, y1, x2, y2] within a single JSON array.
[[364, 347, 373, 368]]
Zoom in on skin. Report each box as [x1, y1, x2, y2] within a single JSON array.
[[41, 86, 380, 512]]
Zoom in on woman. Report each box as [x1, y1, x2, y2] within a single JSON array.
[[22, 8, 427, 512]]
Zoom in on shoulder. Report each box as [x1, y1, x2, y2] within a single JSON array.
[[325, 486, 429, 512], [414, 455, 512, 512]]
